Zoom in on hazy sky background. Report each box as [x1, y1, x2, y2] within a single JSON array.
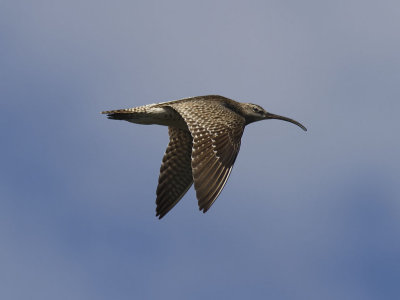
[[1, 0, 400, 299]]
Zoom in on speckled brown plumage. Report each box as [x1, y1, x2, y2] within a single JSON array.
[[156, 127, 193, 218], [167, 99, 245, 213], [102, 95, 306, 218]]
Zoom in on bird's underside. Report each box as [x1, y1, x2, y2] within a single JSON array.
[[102, 95, 306, 218]]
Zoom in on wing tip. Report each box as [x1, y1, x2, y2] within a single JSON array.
[[156, 212, 165, 219]]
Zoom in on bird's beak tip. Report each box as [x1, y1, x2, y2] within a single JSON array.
[[267, 112, 307, 132]]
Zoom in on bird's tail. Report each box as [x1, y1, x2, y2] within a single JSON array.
[[101, 105, 150, 121]]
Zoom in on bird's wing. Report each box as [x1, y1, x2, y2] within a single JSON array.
[[169, 100, 245, 212], [156, 127, 193, 219]]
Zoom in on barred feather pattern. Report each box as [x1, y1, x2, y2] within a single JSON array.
[[156, 127, 193, 219], [169, 100, 245, 212], [103, 95, 306, 218]]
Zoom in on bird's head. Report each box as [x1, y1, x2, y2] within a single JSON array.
[[242, 103, 307, 131]]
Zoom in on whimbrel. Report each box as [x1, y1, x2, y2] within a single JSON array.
[[102, 95, 306, 218]]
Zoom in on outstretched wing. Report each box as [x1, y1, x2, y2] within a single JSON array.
[[156, 127, 193, 219], [169, 100, 245, 212]]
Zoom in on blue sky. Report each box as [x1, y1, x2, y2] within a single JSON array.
[[1, 0, 399, 299]]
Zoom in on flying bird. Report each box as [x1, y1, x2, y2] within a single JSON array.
[[102, 95, 306, 218]]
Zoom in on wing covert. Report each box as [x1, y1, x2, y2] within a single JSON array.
[[169, 100, 245, 212]]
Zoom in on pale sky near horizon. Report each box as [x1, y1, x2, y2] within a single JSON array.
[[1, 1, 400, 299]]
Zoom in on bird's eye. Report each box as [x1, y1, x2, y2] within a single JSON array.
[[252, 107, 262, 114]]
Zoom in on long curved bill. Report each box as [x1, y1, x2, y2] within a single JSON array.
[[266, 113, 307, 131]]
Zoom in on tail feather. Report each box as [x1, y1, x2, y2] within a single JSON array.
[[101, 107, 147, 121], [105, 112, 136, 120], [101, 104, 163, 124], [101, 108, 136, 114]]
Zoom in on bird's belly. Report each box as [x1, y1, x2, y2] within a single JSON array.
[[127, 107, 188, 130]]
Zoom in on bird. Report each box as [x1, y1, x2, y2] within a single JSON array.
[[102, 95, 306, 219]]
